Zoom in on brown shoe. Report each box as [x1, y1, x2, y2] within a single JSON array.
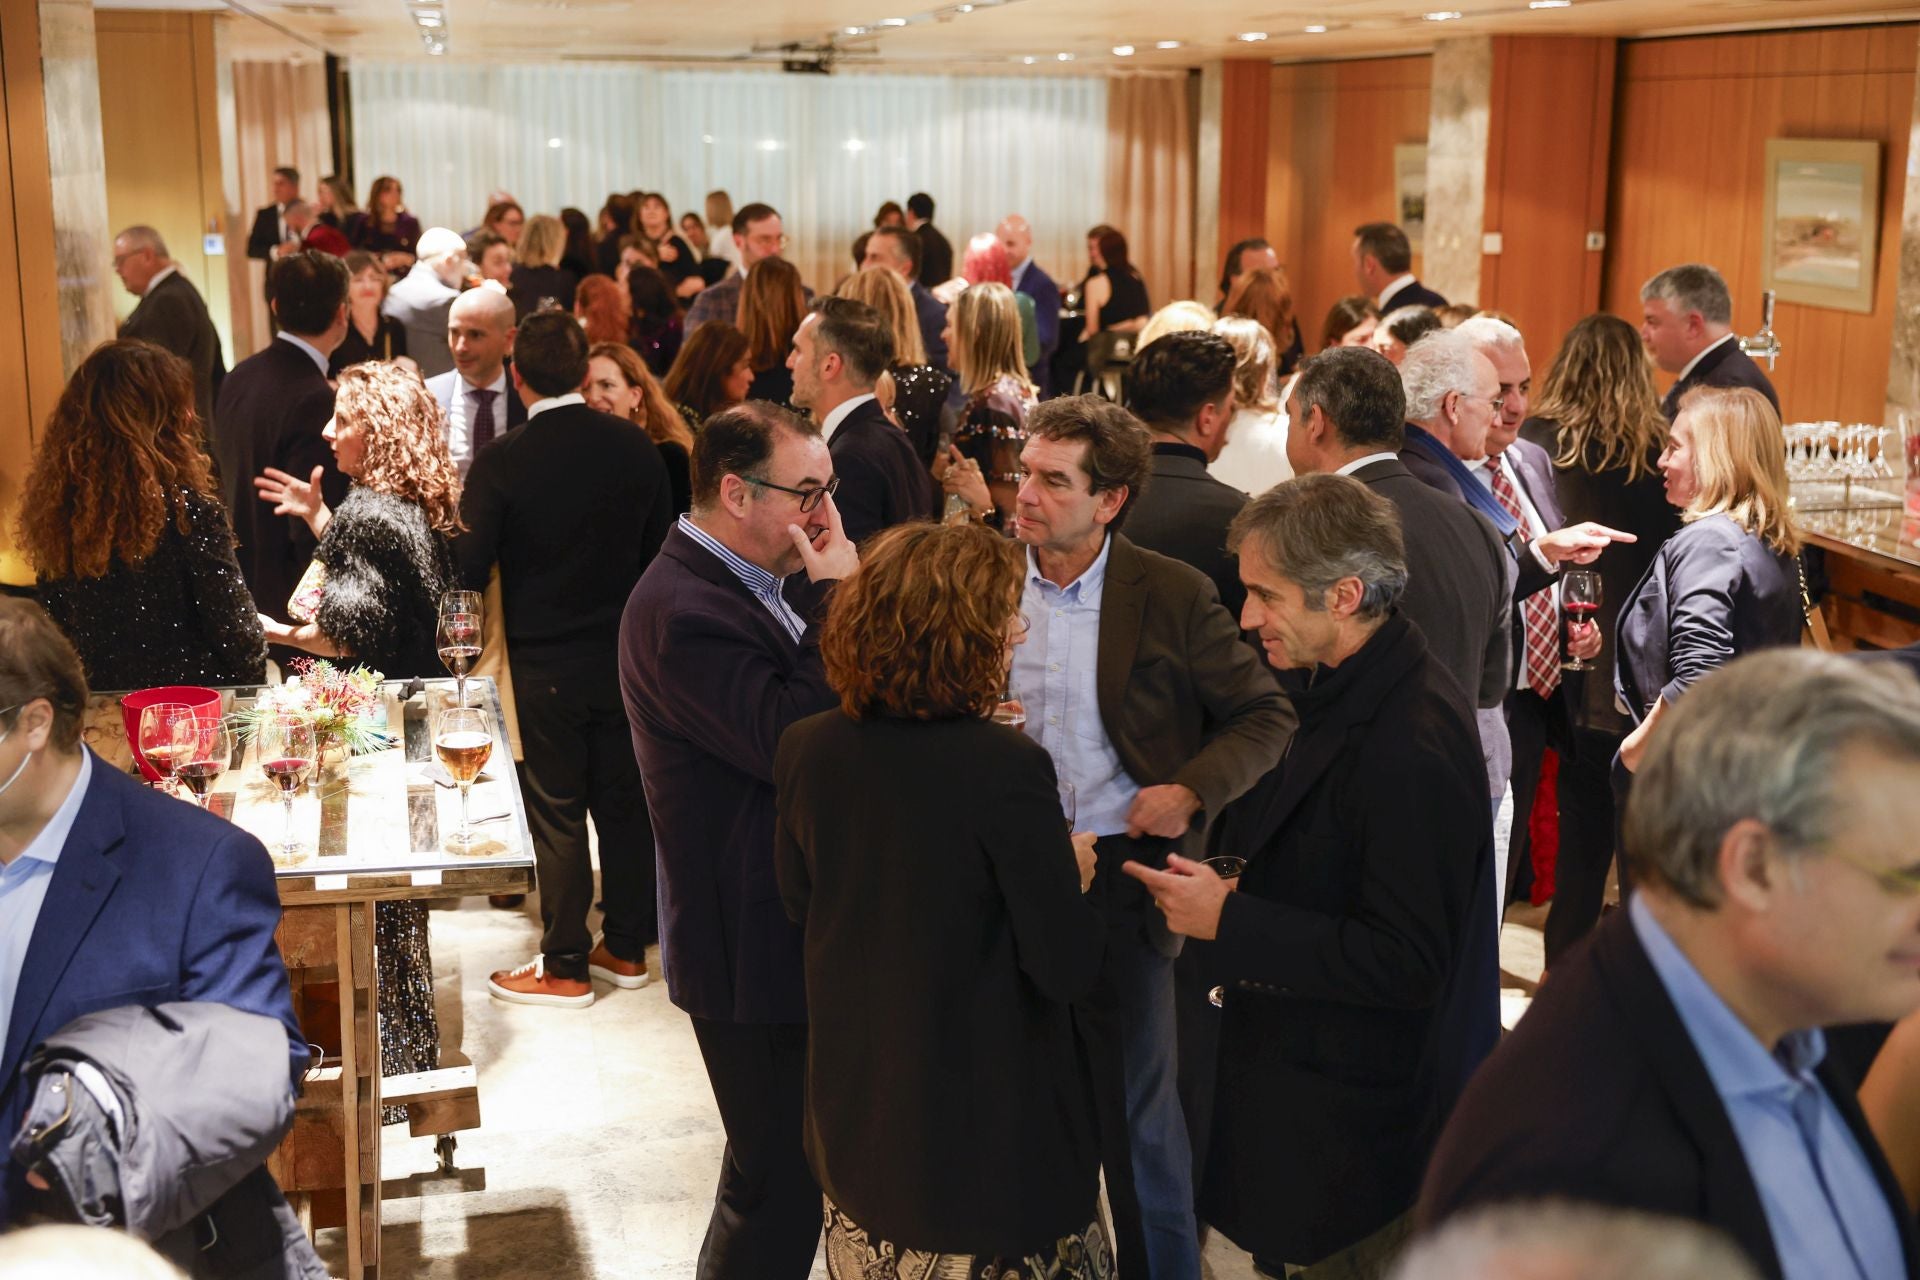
[[488, 894, 526, 909], [588, 936, 650, 990], [488, 955, 593, 1007]]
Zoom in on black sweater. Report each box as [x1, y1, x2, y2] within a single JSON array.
[[314, 486, 456, 679]]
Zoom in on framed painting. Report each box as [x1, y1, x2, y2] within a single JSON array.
[[1761, 138, 1881, 314], [1394, 143, 1427, 254]]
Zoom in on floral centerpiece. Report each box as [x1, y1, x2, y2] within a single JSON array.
[[238, 659, 389, 756]]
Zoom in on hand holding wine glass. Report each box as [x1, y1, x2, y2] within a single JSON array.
[[435, 707, 493, 852], [438, 590, 485, 708], [1561, 571, 1603, 671]]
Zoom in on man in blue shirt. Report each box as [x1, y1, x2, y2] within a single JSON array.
[[1418, 649, 1920, 1280]]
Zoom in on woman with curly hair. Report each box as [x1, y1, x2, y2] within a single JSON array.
[[573, 274, 632, 347], [252, 361, 462, 677], [19, 340, 265, 690], [774, 520, 1107, 1280], [663, 320, 753, 424], [585, 341, 695, 514]]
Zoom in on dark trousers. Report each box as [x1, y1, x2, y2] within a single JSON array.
[[1502, 687, 1565, 906], [1542, 725, 1626, 966], [688, 1016, 822, 1280], [513, 652, 657, 978]]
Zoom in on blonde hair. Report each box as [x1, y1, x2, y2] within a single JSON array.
[[515, 214, 567, 269], [950, 283, 1030, 397], [0, 1225, 185, 1280], [1137, 300, 1217, 351], [835, 266, 925, 366], [1212, 316, 1279, 414], [1676, 386, 1800, 555], [1532, 313, 1667, 482]]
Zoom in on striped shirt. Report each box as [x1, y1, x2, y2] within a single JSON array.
[[677, 514, 807, 644]]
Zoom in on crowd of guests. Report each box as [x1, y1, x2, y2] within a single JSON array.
[[12, 174, 1919, 1280]]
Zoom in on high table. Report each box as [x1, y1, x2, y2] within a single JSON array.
[[85, 677, 534, 1280], [1792, 492, 1920, 650]]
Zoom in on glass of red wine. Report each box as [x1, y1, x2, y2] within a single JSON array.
[[438, 591, 484, 709], [258, 714, 316, 863], [435, 707, 493, 853], [1561, 570, 1603, 671], [175, 716, 234, 809], [137, 702, 194, 795]]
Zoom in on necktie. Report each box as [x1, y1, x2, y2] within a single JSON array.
[[1488, 462, 1561, 697], [471, 388, 498, 456]]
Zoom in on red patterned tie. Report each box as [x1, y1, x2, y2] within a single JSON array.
[[1488, 462, 1562, 697]]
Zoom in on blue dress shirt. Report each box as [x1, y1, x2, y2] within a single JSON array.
[[676, 513, 807, 643], [1630, 895, 1904, 1280], [1009, 536, 1137, 837], [275, 330, 332, 378], [0, 751, 93, 1049]]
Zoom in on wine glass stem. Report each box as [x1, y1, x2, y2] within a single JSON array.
[[458, 781, 471, 846], [283, 793, 296, 856]]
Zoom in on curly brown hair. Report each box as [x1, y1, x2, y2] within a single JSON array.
[[588, 342, 694, 452], [821, 522, 1024, 722], [333, 363, 465, 534], [17, 339, 221, 579], [575, 275, 632, 346]]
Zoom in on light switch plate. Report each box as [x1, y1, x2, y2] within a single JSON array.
[[203, 233, 225, 256], [1482, 231, 1503, 255]]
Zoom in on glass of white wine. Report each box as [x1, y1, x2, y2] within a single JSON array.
[[435, 706, 493, 853]]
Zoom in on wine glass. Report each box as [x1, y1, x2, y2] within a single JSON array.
[[991, 688, 1027, 731], [137, 702, 194, 793], [257, 714, 316, 863], [435, 707, 493, 853], [175, 716, 234, 809], [438, 590, 485, 708], [1561, 570, 1603, 671]]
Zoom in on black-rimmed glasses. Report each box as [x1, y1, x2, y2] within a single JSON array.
[[746, 473, 840, 513]]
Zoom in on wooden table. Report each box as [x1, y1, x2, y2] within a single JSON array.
[[86, 677, 534, 1280], [1792, 493, 1920, 650]]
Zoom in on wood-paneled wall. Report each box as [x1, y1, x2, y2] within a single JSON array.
[[1218, 59, 1273, 269], [1603, 25, 1915, 423], [1266, 55, 1432, 350]]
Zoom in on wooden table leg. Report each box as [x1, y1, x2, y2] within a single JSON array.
[[338, 900, 382, 1279]]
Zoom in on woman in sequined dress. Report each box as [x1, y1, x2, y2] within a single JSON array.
[[942, 283, 1036, 530], [836, 266, 952, 473], [18, 340, 266, 692]]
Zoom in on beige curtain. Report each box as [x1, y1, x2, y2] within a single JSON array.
[[230, 60, 331, 358], [1106, 73, 1196, 311]]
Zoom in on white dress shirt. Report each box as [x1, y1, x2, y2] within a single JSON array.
[[1677, 331, 1737, 382], [1335, 451, 1401, 476], [445, 368, 511, 477], [143, 264, 179, 296], [1377, 273, 1418, 312], [819, 393, 876, 444], [527, 391, 584, 420]]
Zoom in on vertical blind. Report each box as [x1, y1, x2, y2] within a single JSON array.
[[349, 62, 1108, 294]]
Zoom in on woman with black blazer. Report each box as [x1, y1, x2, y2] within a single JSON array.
[[774, 522, 1108, 1279], [1520, 314, 1681, 963], [1615, 384, 1803, 771]]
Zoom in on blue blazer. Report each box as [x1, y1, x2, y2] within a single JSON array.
[[1015, 262, 1063, 395], [1613, 513, 1802, 721], [618, 526, 840, 1024], [1, 752, 304, 1225]]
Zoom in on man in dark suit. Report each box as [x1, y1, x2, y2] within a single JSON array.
[[788, 296, 934, 545], [1640, 262, 1780, 420], [215, 250, 350, 624], [245, 165, 300, 264], [999, 214, 1061, 397], [904, 191, 953, 287], [860, 226, 949, 373], [1420, 650, 1920, 1280], [426, 286, 525, 478], [1354, 221, 1447, 313], [0, 600, 305, 1227], [1123, 330, 1247, 618], [1129, 475, 1497, 1277], [112, 224, 225, 429], [1011, 396, 1293, 1280], [458, 312, 672, 1007], [619, 402, 859, 1279]]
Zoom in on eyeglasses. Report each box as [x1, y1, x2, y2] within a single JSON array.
[[1826, 847, 1920, 898], [1457, 391, 1507, 415], [745, 473, 839, 513]]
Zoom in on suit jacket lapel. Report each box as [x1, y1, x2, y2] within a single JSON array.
[[1095, 535, 1147, 737], [1, 755, 125, 1093], [1231, 716, 1349, 859]]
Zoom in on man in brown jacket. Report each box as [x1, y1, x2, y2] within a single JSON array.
[[1008, 395, 1293, 1280]]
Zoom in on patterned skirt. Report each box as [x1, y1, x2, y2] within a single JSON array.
[[823, 1199, 1115, 1280]]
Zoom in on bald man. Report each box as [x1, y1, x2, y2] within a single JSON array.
[[425, 285, 525, 476], [113, 224, 225, 428], [997, 213, 1061, 397]]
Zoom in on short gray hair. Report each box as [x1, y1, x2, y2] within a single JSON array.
[[1454, 315, 1525, 362], [1228, 473, 1407, 619], [115, 225, 169, 259], [1626, 650, 1920, 907], [1393, 1201, 1761, 1280], [1640, 263, 1732, 325], [1399, 329, 1480, 422]]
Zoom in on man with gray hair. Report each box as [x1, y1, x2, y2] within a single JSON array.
[[382, 226, 470, 377], [112, 224, 224, 428], [1392, 1202, 1761, 1280], [1128, 474, 1497, 1279], [1420, 649, 1920, 1280], [1639, 262, 1778, 420]]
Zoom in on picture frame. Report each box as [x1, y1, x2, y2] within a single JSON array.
[[1761, 138, 1881, 315], [1394, 143, 1427, 255]]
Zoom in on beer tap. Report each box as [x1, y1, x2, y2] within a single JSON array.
[[1740, 289, 1782, 371]]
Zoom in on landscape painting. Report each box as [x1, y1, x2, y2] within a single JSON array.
[[1762, 138, 1881, 314]]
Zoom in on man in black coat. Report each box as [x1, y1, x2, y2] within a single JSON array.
[[788, 296, 934, 545], [1354, 221, 1447, 312], [112, 225, 225, 430], [1419, 651, 1920, 1280], [214, 251, 350, 624], [905, 191, 952, 287], [458, 312, 672, 1006], [1640, 262, 1779, 421], [1122, 330, 1249, 619], [245, 166, 300, 264], [619, 402, 859, 1279], [1127, 474, 1497, 1277]]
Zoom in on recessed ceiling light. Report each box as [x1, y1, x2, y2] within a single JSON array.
[[1056, 51, 1074, 60], [880, 16, 907, 25], [1021, 54, 1036, 63], [956, 3, 974, 10], [844, 25, 864, 34], [1303, 23, 1327, 32], [1423, 9, 1462, 18], [1528, 1, 1571, 7], [1155, 39, 1180, 48], [1112, 44, 1134, 55], [1236, 31, 1268, 41]]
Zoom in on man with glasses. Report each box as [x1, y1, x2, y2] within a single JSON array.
[[619, 401, 858, 1280], [112, 224, 225, 429], [1421, 649, 1920, 1280], [685, 202, 810, 337], [788, 296, 934, 545]]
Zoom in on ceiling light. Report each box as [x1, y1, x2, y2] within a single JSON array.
[[1155, 39, 1180, 48], [1303, 23, 1327, 32], [416, 13, 443, 25], [844, 24, 865, 33], [1112, 44, 1134, 55], [1423, 10, 1462, 19], [1056, 51, 1074, 60], [880, 16, 907, 25], [956, 3, 974, 10], [1528, 1, 1571, 7], [1236, 31, 1268, 41]]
